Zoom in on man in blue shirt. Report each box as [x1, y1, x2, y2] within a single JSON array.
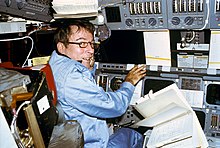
[[49, 20, 146, 148]]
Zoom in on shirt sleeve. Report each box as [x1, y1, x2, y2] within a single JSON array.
[[64, 69, 135, 119]]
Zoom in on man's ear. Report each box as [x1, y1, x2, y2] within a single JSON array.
[[57, 42, 66, 54]]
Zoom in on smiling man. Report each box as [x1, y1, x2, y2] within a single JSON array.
[[49, 19, 146, 148]]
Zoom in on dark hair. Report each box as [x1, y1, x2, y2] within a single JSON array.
[[53, 20, 95, 48]]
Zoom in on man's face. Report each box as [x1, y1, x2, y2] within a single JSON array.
[[58, 25, 95, 69]]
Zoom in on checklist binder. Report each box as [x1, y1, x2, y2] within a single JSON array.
[[134, 83, 208, 148]]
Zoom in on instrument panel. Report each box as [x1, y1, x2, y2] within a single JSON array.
[[98, 0, 220, 30], [167, 0, 209, 29], [210, 0, 220, 29], [95, 62, 220, 140], [0, 0, 53, 22], [98, 0, 168, 30]]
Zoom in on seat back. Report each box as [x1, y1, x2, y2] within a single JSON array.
[[1, 63, 84, 148], [0, 63, 58, 147]]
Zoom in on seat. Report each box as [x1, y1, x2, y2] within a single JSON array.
[[0, 63, 58, 147], [0, 63, 84, 148]]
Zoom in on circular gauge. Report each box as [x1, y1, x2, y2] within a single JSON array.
[[171, 17, 181, 25], [148, 18, 157, 26], [125, 18, 133, 27], [184, 16, 194, 25]]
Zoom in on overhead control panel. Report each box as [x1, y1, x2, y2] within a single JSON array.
[[210, 0, 220, 29], [98, 0, 168, 30], [0, 0, 53, 22], [167, 0, 209, 30], [98, 0, 215, 30]]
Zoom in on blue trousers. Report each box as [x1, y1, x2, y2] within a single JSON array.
[[107, 128, 143, 148]]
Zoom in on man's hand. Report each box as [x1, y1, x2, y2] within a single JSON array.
[[124, 65, 146, 86]]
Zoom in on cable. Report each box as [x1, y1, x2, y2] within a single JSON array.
[[0, 36, 34, 68], [10, 101, 31, 148], [186, 31, 195, 43], [198, 0, 210, 30]]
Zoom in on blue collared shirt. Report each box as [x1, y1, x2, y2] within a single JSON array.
[[49, 51, 135, 148]]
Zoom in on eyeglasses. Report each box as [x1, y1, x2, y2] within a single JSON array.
[[68, 41, 100, 49]]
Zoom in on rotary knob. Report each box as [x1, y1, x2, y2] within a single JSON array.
[[125, 18, 134, 27], [171, 17, 180, 25], [184, 16, 194, 25], [148, 18, 157, 26]]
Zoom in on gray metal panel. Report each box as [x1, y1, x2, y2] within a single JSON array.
[[99, 0, 215, 30], [164, 0, 209, 29], [96, 62, 220, 140], [210, 0, 220, 29], [0, 0, 53, 22], [98, 0, 168, 30]]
